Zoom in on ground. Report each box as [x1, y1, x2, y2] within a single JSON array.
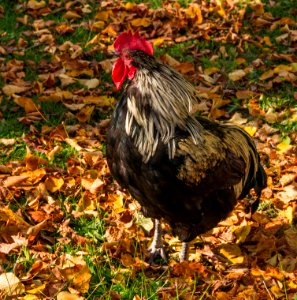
[[0, 0, 296, 299]]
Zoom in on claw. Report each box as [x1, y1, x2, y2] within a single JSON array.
[[147, 245, 167, 263], [147, 219, 166, 263]]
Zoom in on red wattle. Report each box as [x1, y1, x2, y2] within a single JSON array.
[[112, 57, 128, 90]]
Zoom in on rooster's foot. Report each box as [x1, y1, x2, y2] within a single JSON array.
[[147, 245, 167, 263], [147, 219, 166, 263]]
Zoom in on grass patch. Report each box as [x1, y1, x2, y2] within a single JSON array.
[[0, 141, 26, 164], [50, 143, 78, 169]]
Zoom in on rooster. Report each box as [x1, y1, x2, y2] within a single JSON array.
[[106, 31, 267, 262]]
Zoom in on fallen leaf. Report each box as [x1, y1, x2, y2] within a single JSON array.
[[77, 78, 100, 89], [228, 69, 246, 81], [3, 175, 29, 187], [244, 126, 257, 136], [2, 84, 30, 96], [45, 177, 65, 193], [259, 69, 275, 80], [130, 18, 151, 27], [27, 0, 46, 10], [219, 244, 245, 264], [0, 272, 25, 296], [57, 291, 85, 300]]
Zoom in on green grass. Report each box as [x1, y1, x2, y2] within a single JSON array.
[[0, 142, 27, 164]]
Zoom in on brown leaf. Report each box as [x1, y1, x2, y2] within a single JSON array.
[[2, 84, 30, 96], [3, 175, 29, 187], [62, 11, 81, 20], [27, 0, 46, 10], [175, 62, 195, 74]]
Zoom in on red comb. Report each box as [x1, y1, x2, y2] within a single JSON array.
[[114, 31, 154, 56]]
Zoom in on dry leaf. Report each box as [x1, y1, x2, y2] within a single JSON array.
[[228, 70, 246, 81], [0, 273, 25, 296], [130, 18, 151, 27], [45, 177, 65, 193], [219, 244, 245, 264], [2, 84, 30, 96]]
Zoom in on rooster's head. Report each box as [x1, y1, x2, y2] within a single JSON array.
[[112, 31, 154, 90]]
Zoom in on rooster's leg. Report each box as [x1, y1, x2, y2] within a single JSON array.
[[147, 219, 166, 262], [180, 242, 189, 262]]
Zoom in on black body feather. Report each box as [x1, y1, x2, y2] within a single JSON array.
[[107, 51, 266, 243]]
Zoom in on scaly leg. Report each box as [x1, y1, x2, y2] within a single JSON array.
[[180, 242, 189, 262], [147, 219, 167, 263]]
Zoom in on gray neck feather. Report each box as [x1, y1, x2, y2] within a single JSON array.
[[125, 55, 203, 162]]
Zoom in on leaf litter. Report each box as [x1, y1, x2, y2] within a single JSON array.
[[0, 0, 297, 299]]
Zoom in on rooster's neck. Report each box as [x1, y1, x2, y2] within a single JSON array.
[[123, 53, 203, 162]]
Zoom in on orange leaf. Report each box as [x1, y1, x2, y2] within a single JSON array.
[[130, 18, 151, 27], [45, 176, 64, 193]]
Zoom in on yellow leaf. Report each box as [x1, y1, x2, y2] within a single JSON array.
[[26, 283, 46, 294], [83, 95, 115, 106], [270, 285, 284, 299], [21, 168, 47, 185], [186, 4, 203, 24], [76, 105, 95, 123], [125, 2, 135, 10], [95, 11, 110, 21], [92, 21, 105, 30], [259, 69, 275, 80], [204, 67, 220, 75], [152, 37, 166, 47], [244, 126, 257, 137], [219, 244, 245, 264], [279, 206, 294, 224], [109, 193, 125, 214], [77, 194, 97, 211], [23, 295, 40, 300], [263, 36, 272, 46], [130, 18, 151, 27], [102, 24, 117, 37], [234, 224, 251, 244], [228, 69, 246, 81], [274, 64, 292, 73], [276, 141, 293, 153], [59, 255, 91, 293], [45, 176, 64, 192]]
